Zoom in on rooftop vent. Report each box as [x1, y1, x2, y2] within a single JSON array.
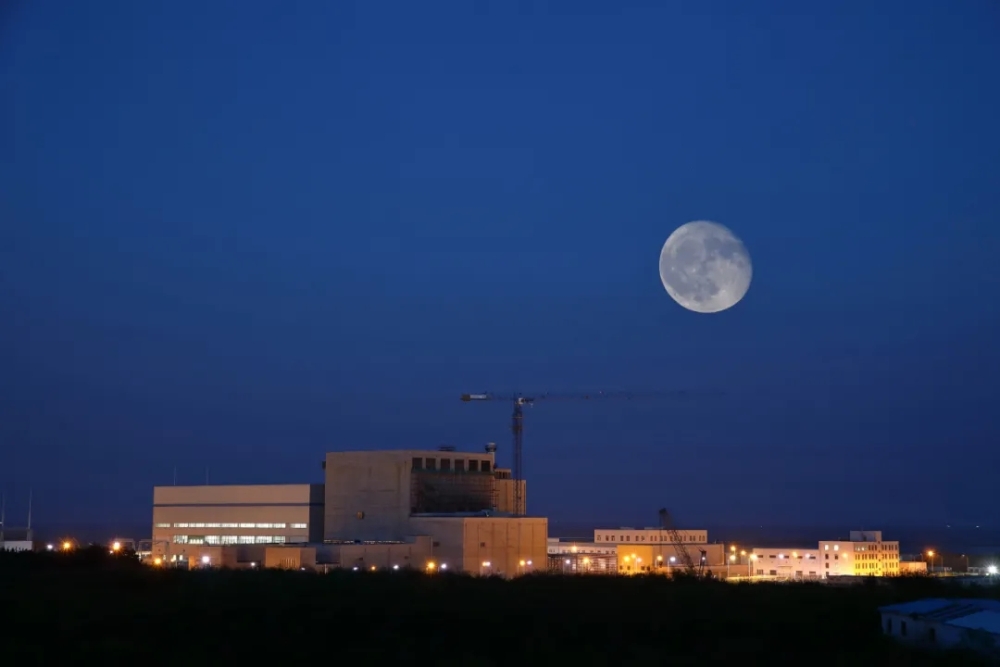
[[485, 442, 497, 453], [438, 445, 456, 452]]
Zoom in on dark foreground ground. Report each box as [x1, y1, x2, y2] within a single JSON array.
[[1, 549, 996, 664]]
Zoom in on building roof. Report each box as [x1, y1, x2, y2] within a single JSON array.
[[880, 598, 1000, 635]]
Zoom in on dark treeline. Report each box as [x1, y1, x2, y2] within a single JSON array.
[[0, 548, 996, 663]]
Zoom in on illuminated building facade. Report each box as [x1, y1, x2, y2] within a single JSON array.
[[151, 483, 324, 562], [751, 530, 901, 579]]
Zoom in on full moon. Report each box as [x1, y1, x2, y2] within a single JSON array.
[[658, 220, 753, 314]]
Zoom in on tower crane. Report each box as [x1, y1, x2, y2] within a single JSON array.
[[460, 390, 706, 516]]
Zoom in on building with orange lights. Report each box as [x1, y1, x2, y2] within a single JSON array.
[[750, 530, 900, 579]]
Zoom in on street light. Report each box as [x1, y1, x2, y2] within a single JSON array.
[[987, 565, 997, 576], [750, 553, 758, 579], [926, 550, 939, 574]]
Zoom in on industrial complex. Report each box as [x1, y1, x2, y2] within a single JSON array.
[[150, 445, 545, 575], [141, 444, 923, 581]]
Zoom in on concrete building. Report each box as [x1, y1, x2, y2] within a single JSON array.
[[615, 543, 730, 575], [151, 484, 325, 564], [322, 447, 524, 541], [751, 547, 822, 579], [880, 598, 1000, 659], [750, 530, 900, 579], [323, 448, 545, 576]]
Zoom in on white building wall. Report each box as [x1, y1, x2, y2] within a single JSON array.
[[751, 547, 822, 578], [748, 530, 900, 578]]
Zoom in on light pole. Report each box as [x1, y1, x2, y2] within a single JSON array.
[[749, 553, 757, 579], [927, 550, 938, 574], [728, 554, 736, 579]]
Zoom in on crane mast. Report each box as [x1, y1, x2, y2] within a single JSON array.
[[462, 390, 708, 517], [659, 507, 696, 572]]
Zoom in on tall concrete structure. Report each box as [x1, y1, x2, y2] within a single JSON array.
[[323, 448, 546, 576], [323, 447, 525, 542]]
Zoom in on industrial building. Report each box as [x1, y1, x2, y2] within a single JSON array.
[[751, 530, 901, 579], [547, 527, 742, 577], [150, 483, 324, 564], [151, 446, 545, 576]]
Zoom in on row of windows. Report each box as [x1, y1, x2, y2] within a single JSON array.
[[172, 535, 288, 545], [822, 543, 898, 552], [412, 457, 491, 473], [596, 534, 705, 543], [156, 522, 307, 529]]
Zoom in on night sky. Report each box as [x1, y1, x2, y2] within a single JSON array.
[[2, 0, 998, 535]]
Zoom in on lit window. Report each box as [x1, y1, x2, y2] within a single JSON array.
[[274, 536, 286, 544], [175, 523, 190, 528], [238, 536, 254, 544], [271, 523, 287, 529], [254, 536, 273, 544], [155, 523, 171, 528], [205, 523, 221, 528], [291, 523, 307, 529], [221, 523, 238, 528], [173, 535, 189, 543], [190, 523, 205, 528], [188, 537, 205, 545], [239, 523, 255, 528], [221, 536, 238, 545]]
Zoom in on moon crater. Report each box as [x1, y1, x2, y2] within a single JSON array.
[[658, 220, 752, 314]]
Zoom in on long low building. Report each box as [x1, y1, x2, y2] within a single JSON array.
[[751, 530, 901, 579]]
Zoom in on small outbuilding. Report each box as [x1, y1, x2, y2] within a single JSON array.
[[879, 598, 1000, 659]]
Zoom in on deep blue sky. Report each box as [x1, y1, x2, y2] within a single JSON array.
[[2, 0, 998, 535]]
